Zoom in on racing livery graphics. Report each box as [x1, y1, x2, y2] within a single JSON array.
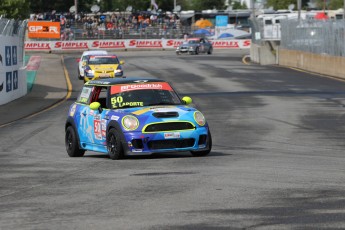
[[65, 78, 212, 160]]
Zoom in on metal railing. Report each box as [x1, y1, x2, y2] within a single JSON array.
[[250, 17, 345, 57], [0, 18, 27, 37]]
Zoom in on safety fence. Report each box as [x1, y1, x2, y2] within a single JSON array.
[[250, 17, 345, 57]]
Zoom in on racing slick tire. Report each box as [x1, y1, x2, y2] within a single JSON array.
[[65, 126, 85, 157], [107, 128, 124, 160], [191, 131, 212, 157], [207, 47, 213, 55]]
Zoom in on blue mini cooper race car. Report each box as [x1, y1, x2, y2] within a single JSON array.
[[65, 77, 212, 160]]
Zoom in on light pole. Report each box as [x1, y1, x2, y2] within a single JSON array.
[[74, 0, 78, 21], [297, 0, 301, 20]]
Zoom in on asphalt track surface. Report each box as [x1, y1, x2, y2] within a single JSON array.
[[1, 50, 345, 229]]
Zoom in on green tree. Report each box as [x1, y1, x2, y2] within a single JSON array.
[[0, 0, 30, 19], [315, 0, 343, 10], [190, 0, 225, 11], [265, 0, 309, 10]]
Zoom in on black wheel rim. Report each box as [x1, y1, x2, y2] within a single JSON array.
[[108, 134, 117, 154]]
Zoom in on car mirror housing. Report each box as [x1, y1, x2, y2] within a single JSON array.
[[120, 60, 125, 65], [82, 61, 87, 66], [182, 96, 192, 105], [90, 102, 102, 113]]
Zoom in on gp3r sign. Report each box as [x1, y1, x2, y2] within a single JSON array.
[[27, 22, 61, 39]]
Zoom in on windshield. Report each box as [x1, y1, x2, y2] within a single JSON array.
[[188, 40, 197, 44], [110, 82, 181, 109], [88, 56, 119, 65]]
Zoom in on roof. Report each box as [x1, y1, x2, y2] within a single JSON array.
[[89, 55, 118, 58], [82, 50, 108, 56], [86, 77, 167, 86]]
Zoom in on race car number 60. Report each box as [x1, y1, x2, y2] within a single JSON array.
[[111, 96, 123, 107]]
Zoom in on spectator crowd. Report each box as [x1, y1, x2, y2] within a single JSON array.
[[29, 10, 183, 40]]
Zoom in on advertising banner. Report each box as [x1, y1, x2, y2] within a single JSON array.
[[27, 21, 61, 39], [25, 39, 251, 51]]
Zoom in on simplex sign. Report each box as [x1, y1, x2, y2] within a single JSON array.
[[24, 39, 251, 51]]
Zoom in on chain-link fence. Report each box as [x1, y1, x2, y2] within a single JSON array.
[[280, 19, 345, 57], [27, 21, 204, 41], [0, 18, 27, 37], [250, 17, 345, 57]]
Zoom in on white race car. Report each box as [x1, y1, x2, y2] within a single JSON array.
[[77, 50, 108, 80]]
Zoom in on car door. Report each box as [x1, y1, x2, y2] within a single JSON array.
[[75, 85, 95, 145], [90, 86, 109, 147], [199, 38, 206, 53]]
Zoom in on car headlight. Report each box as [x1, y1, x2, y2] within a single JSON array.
[[122, 115, 139, 130], [114, 69, 123, 73], [176, 47, 180, 50], [194, 111, 206, 126], [86, 69, 94, 74]]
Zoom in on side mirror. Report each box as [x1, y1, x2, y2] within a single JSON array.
[[120, 60, 125, 65], [90, 102, 103, 113], [82, 61, 87, 66], [182, 96, 192, 105]]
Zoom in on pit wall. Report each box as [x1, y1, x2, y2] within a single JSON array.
[[278, 49, 345, 79], [0, 36, 27, 105], [24, 39, 251, 51]]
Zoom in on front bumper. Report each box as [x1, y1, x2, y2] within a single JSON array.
[[122, 127, 209, 155]]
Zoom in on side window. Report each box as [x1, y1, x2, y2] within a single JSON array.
[[98, 87, 108, 108], [77, 86, 93, 104], [90, 86, 109, 108]]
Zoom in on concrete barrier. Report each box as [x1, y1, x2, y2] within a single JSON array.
[[0, 36, 27, 105], [278, 48, 345, 79]]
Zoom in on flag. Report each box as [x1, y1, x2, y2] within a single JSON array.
[[151, 0, 158, 10]]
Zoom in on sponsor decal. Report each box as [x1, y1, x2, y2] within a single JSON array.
[[5, 46, 11, 66], [13, 71, 18, 90], [111, 115, 120, 121], [111, 82, 172, 94], [211, 40, 251, 48], [101, 119, 107, 137], [166, 40, 183, 48], [54, 41, 88, 49], [129, 40, 162, 48], [25, 42, 50, 50], [94, 115, 102, 140], [212, 41, 240, 48], [69, 104, 77, 116], [92, 40, 126, 48], [6, 72, 12, 92], [28, 21, 61, 39], [132, 149, 143, 152], [164, 132, 180, 139], [12, 46, 17, 66]]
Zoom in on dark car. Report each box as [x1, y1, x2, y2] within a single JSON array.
[[65, 77, 212, 160], [176, 38, 213, 55]]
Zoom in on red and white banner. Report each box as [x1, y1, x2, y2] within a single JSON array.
[[25, 39, 251, 51]]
